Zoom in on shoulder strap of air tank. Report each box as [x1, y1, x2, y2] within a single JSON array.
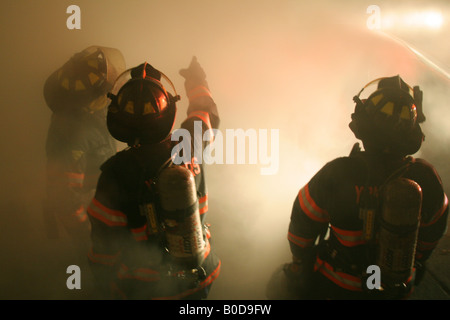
[[381, 156, 414, 188]]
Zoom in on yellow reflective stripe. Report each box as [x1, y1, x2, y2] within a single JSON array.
[[315, 257, 363, 291], [370, 93, 383, 106], [87, 59, 98, 69], [131, 225, 148, 241], [298, 184, 329, 223], [60, 77, 69, 89], [65, 172, 84, 187], [187, 85, 212, 101], [287, 231, 314, 248], [124, 101, 134, 114], [380, 102, 394, 116], [199, 194, 208, 215], [400, 105, 411, 120], [75, 80, 85, 91], [143, 102, 156, 115], [88, 72, 100, 85], [87, 198, 127, 227], [331, 226, 366, 247]]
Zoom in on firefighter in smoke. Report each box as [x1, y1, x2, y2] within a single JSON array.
[[86, 57, 221, 299], [267, 75, 448, 300], [43, 46, 126, 250]]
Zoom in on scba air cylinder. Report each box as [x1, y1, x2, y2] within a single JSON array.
[[376, 177, 422, 288], [157, 165, 206, 269]]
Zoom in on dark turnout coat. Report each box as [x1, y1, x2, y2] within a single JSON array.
[[288, 151, 448, 298]]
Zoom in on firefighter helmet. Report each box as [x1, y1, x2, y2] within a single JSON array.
[[349, 75, 425, 156], [106, 62, 180, 145], [44, 46, 126, 114]]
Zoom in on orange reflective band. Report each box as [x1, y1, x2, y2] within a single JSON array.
[[198, 194, 208, 215], [199, 194, 208, 204], [88, 248, 120, 266], [117, 264, 161, 282], [187, 85, 212, 101], [87, 198, 127, 227], [298, 184, 329, 223], [331, 225, 366, 247], [75, 205, 87, 222], [187, 110, 214, 142], [187, 110, 212, 129], [315, 257, 363, 292], [417, 239, 439, 251], [67, 172, 85, 187], [131, 224, 148, 242], [287, 231, 315, 248], [199, 204, 208, 215], [64, 172, 85, 180], [205, 228, 211, 239]]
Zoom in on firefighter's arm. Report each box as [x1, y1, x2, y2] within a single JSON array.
[[45, 132, 90, 225], [288, 188, 329, 264], [267, 186, 329, 299], [86, 171, 127, 298], [416, 166, 449, 258], [415, 193, 448, 277], [179, 56, 219, 130], [288, 162, 333, 264]]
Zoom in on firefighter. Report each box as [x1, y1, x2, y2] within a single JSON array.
[[43, 46, 126, 251], [267, 75, 449, 300], [86, 57, 221, 300]]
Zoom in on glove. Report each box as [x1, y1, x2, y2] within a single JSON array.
[[266, 259, 314, 300], [179, 56, 219, 123], [179, 56, 210, 94]]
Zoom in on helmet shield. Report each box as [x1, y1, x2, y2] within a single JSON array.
[[107, 62, 179, 145]]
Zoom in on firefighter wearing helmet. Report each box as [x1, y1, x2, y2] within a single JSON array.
[[267, 75, 448, 300], [43, 46, 126, 250], [86, 57, 221, 299]]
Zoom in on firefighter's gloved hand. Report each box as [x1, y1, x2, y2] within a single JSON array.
[[179, 56, 209, 92], [179, 56, 218, 121], [266, 261, 313, 300], [284, 261, 314, 292]]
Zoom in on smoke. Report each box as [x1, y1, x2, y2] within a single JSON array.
[[0, 0, 449, 300]]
